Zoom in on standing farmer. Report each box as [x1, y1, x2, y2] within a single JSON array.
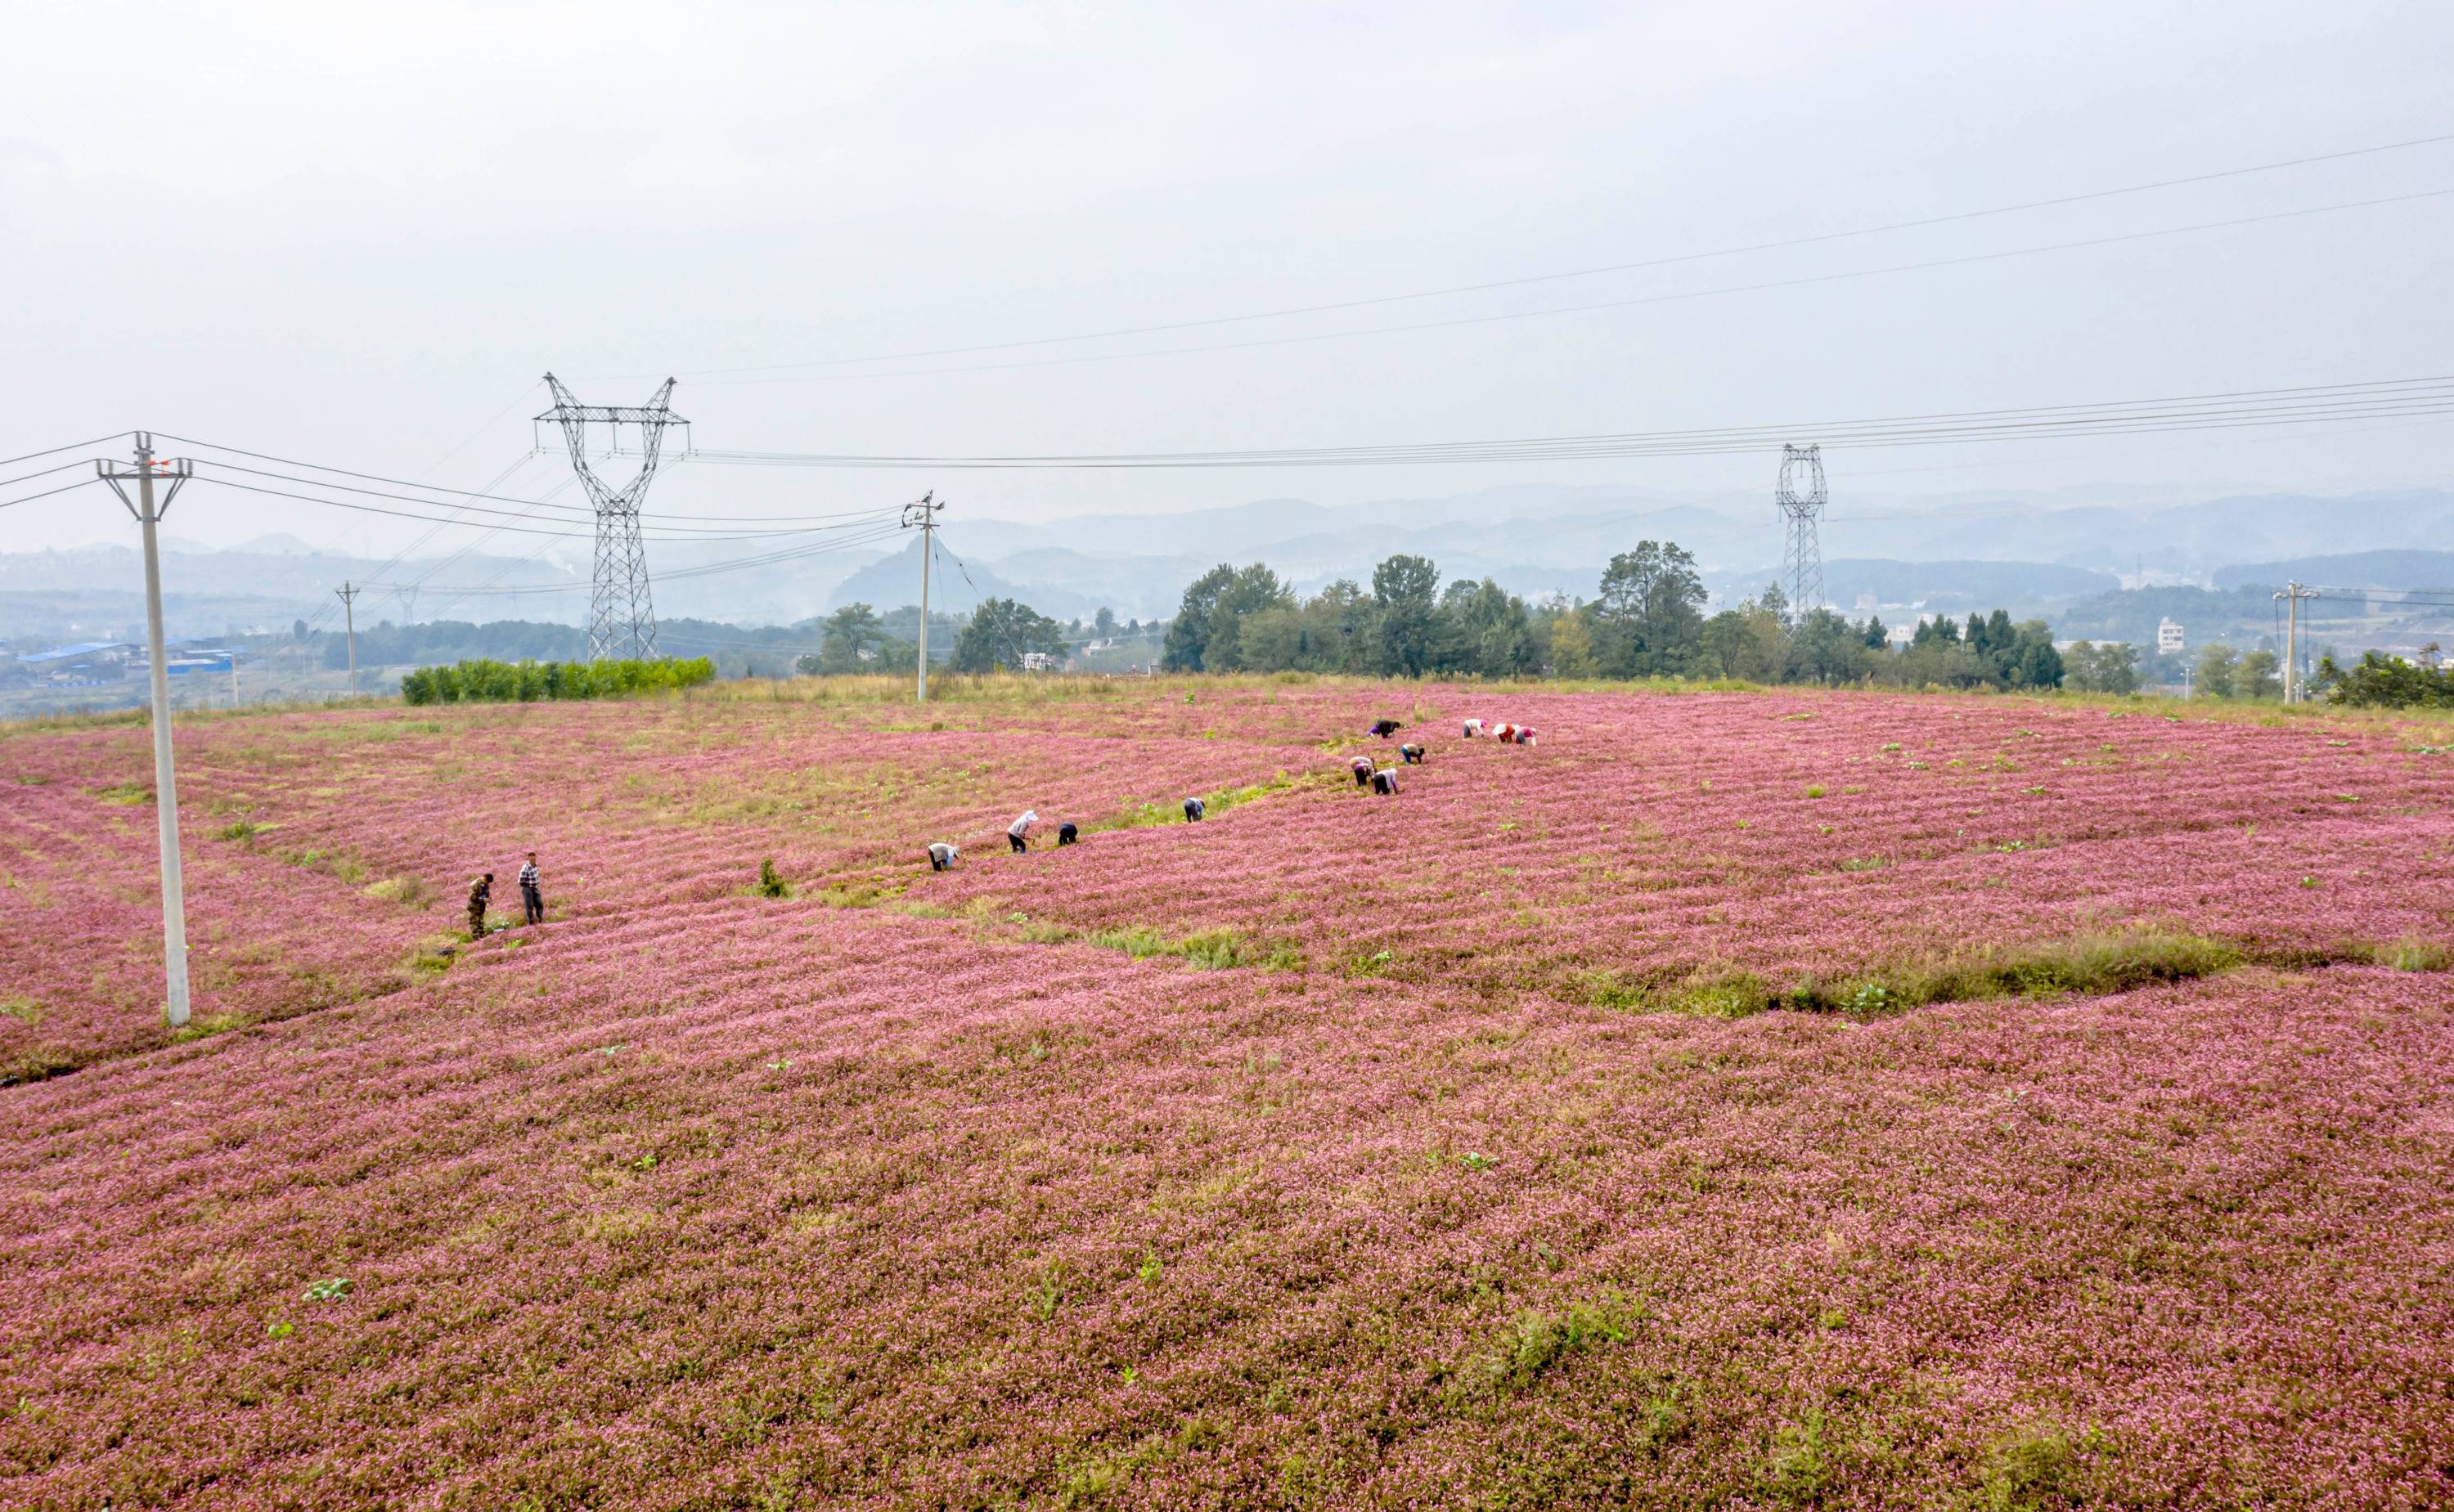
[[1009, 810, 1039, 854], [518, 851, 544, 925], [466, 873, 493, 940]]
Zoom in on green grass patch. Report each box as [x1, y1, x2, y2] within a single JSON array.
[[362, 875, 430, 908], [1081, 924, 1301, 971], [95, 783, 153, 805], [169, 1012, 248, 1044], [2, 1044, 81, 1087], [1572, 930, 2251, 1019], [1444, 1299, 1637, 1404]]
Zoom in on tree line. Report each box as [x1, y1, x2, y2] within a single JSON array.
[[1157, 544, 2067, 689]]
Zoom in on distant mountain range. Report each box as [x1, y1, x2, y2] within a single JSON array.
[[8, 482, 2452, 644]]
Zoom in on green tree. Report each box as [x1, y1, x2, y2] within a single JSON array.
[[2195, 643, 2241, 699], [2235, 648, 2281, 701], [1544, 603, 1596, 677], [1160, 563, 1292, 671], [948, 597, 1066, 673], [807, 602, 885, 674], [1787, 608, 1870, 684], [1161, 564, 1237, 672], [2065, 640, 2141, 694], [1092, 606, 1117, 640], [1433, 577, 1534, 678], [1371, 554, 1441, 676], [1591, 541, 1706, 676]]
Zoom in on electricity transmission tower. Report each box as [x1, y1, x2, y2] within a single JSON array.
[[537, 373, 690, 661], [1775, 443, 1827, 620]]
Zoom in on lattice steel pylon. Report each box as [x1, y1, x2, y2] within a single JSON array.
[[537, 373, 690, 661], [1774, 442, 1827, 621]]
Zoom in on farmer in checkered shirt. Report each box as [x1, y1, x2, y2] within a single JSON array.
[[517, 851, 544, 925]]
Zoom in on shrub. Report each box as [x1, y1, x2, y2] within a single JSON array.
[[401, 657, 715, 706], [755, 859, 790, 898]]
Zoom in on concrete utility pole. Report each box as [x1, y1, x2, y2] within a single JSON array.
[[2275, 581, 2319, 702], [902, 491, 943, 702], [335, 581, 360, 696], [96, 434, 195, 1028]]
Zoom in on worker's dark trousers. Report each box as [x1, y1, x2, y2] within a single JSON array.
[[521, 884, 543, 924], [1009, 833, 1027, 854], [467, 906, 486, 940]]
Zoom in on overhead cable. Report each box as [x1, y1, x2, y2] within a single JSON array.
[[683, 188, 2454, 384], [589, 130, 2454, 379]]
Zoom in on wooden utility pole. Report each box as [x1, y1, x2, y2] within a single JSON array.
[[96, 434, 194, 1027]]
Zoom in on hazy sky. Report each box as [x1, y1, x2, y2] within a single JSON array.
[[6, 1, 2452, 557]]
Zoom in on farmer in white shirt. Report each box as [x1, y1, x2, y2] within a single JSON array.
[[517, 851, 544, 925], [1008, 810, 1039, 854], [927, 841, 960, 871]]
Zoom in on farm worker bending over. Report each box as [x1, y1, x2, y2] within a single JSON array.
[[1008, 810, 1039, 854], [1058, 822, 1079, 846], [466, 873, 493, 940], [1400, 743, 1425, 765], [1369, 768, 1400, 795], [1369, 718, 1401, 738], [927, 841, 960, 871], [1184, 796, 1207, 822], [1491, 722, 1517, 743], [1462, 718, 1483, 738], [1512, 726, 1538, 747], [1351, 756, 1374, 787]]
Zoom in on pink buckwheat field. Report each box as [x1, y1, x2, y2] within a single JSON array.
[[4, 677, 2452, 1510]]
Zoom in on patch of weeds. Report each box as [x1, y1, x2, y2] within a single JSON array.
[[300, 1276, 353, 1303], [1839, 855, 1889, 873], [169, 1012, 247, 1044], [1457, 1151, 1496, 1172], [2, 1045, 81, 1087], [1579, 931, 2247, 1020], [2373, 937, 2451, 972], [1342, 948, 1396, 978], [1027, 1262, 1065, 1321], [1760, 1408, 1833, 1506], [753, 858, 792, 899], [1446, 1300, 1632, 1402], [95, 783, 153, 805], [814, 878, 904, 909], [1804, 784, 1827, 798], [362, 875, 429, 908], [217, 819, 267, 841], [1137, 1250, 1162, 1282], [1981, 1424, 2099, 1510], [1083, 925, 1298, 971], [265, 1321, 294, 1339], [0, 996, 38, 1026]]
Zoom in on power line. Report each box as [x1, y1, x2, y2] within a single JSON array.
[[189, 469, 901, 542], [680, 187, 2454, 385], [0, 477, 105, 510], [687, 375, 2454, 470], [0, 432, 133, 469], [587, 130, 2454, 380]]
